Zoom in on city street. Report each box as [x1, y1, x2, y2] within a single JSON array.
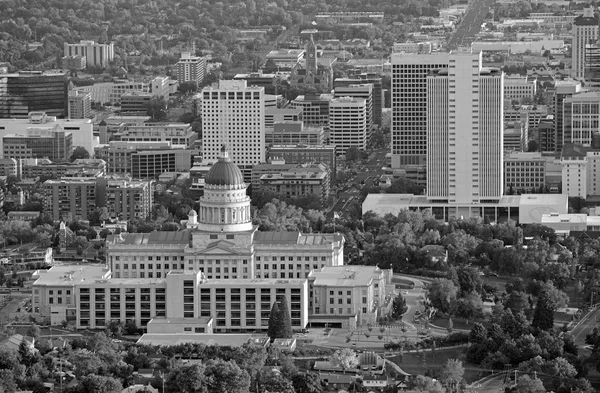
[[447, 0, 495, 49]]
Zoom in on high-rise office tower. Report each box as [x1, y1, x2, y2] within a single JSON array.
[[201, 80, 265, 180], [554, 80, 582, 152], [329, 97, 367, 155], [572, 7, 599, 79], [426, 51, 504, 204], [176, 52, 206, 86], [333, 84, 373, 142], [391, 53, 448, 169], [334, 74, 382, 125], [0, 71, 68, 118]]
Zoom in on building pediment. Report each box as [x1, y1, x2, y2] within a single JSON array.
[[194, 240, 244, 256]]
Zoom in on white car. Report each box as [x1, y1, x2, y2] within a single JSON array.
[[402, 291, 408, 295]]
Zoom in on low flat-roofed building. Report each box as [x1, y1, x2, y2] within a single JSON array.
[[362, 193, 569, 224], [31, 264, 111, 325], [136, 334, 270, 348], [266, 49, 305, 70], [146, 316, 213, 334], [540, 213, 587, 236], [7, 211, 40, 221], [272, 338, 297, 353]]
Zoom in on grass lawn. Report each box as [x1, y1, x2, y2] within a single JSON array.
[[389, 347, 492, 384]]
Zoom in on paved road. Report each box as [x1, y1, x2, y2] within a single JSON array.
[[571, 306, 600, 346], [447, 0, 495, 49]]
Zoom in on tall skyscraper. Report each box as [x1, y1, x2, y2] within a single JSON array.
[[176, 52, 206, 86], [572, 7, 598, 79], [333, 84, 373, 142], [391, 53, 448, 169], [0, 72, 68, 118], [426, 51, 504, 204], [201, 80, 265, 180]]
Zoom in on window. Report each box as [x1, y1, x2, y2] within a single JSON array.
[[362, 297, 367, 303], [347, 298, 352, 304]]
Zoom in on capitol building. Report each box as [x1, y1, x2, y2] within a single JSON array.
[[32, 147, 391, 334]]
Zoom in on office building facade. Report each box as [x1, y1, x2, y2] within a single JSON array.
[[200, 80, 265, 181], [504, 152, 546, 193], [333, 84, 374, 142], [572, 8, 599, 79], [426, 51, 504, 204], [334, 74, 383, 125], [391, 53, 448, 169], [562, 92, 600, 146], [0, 72, 68, 118], [329, 97, 367, 155], [3, 127, 73, 162], [102, 178, 153, 221]]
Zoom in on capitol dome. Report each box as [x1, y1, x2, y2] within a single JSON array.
[[204, 146, 245, 187]]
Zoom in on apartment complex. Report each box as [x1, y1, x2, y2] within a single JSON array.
[[329, 97, 367, 155], [0, 72, 68, 118], [200, 80, 265, 181], [572, 8, 599, 79], [43, 179, 98, 221], [67, 90, 92, 119], [426, 51, 504, 204], [391, 52, 448, 168], [3, 127, 73, 162], [176, 52, 206, 85], [100, 178, 153, 221], [63, 41, 115, 68]]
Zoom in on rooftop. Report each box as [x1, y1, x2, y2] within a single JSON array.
[[107, 230, 191, 246], [254, 231, 343, 245], [137, 334, 269, 347], [147, 317, 213, 325], [309, 265, 382, 287], [201, 278, 307, 287], [32, 265, 111, 286]]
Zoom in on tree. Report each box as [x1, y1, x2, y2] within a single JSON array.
[[427, 278, 458, 314], [267, 301, 281, 341], [411, 375, 444, 392], [166, 363, 207, 393], [70, 146, 91, 162], [515, 375, 546, 393], [105, 320, 124, 337], [328, 348, 358, 373], [532, 281, 568, 331], [78, 375, 123, 393], [391, 294, 407, 319], [292, 373, 323, 393], [277, 297, 293, 339], [261, 370, 295, 393], [146, 97, 167, 121], [204, 359, 250, 393], [441, 359, 465, 393], [26, 324, 40, 340]]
